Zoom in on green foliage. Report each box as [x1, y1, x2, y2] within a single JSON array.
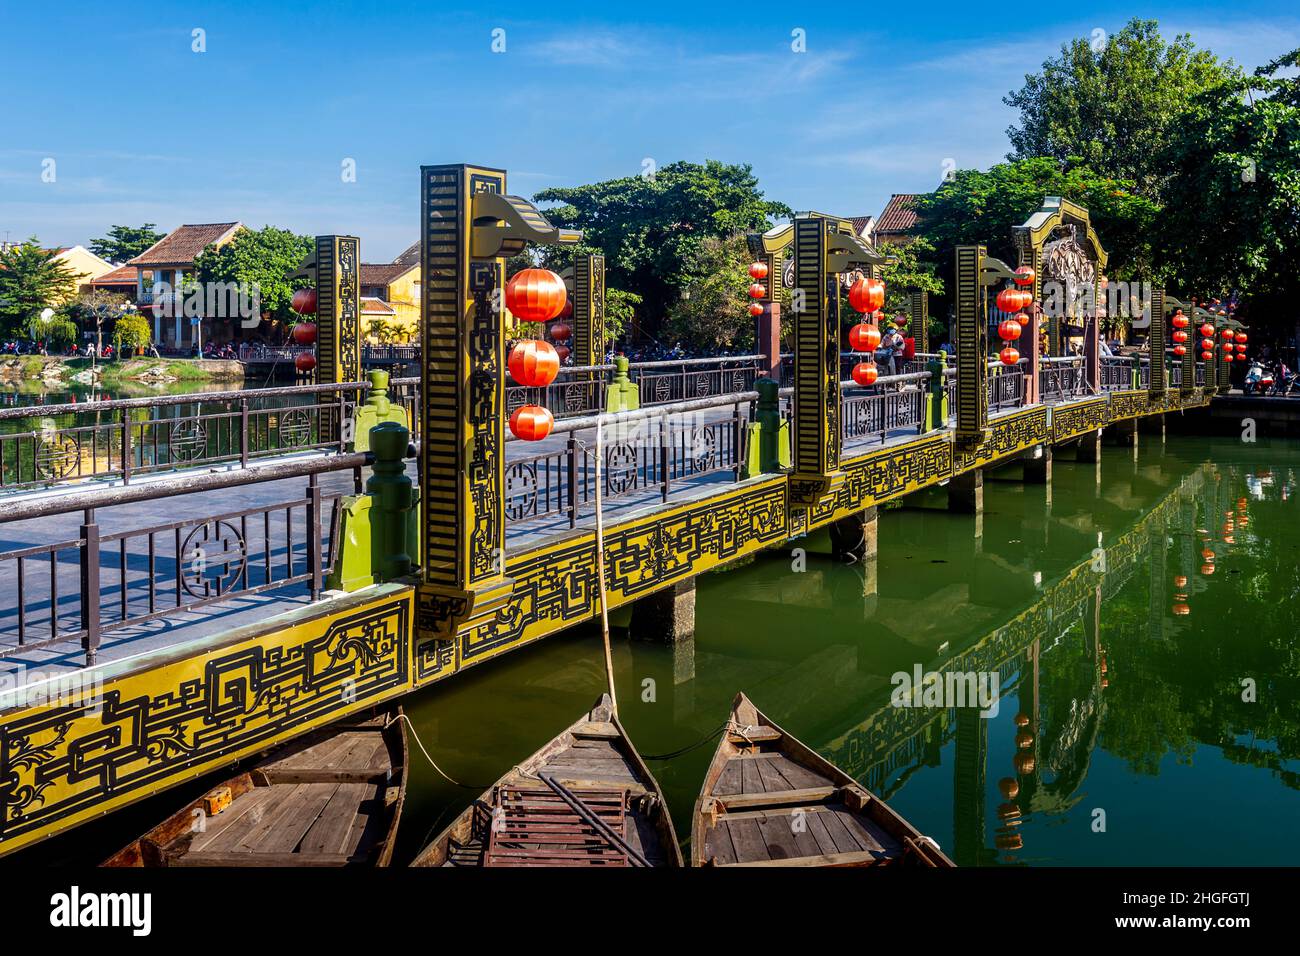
[[0, 239, 81, 337], [192, 226, 313, 323], [534, 160, 792, 330], [914, 157, 1161, 279], [1155, 49, 1300, 318], [30, 312, 79, 351], [1005, 18, 1239, 198], [879, 237, 943, 313], [603, 288, 638, 344], [665, 234, 775, 351], [114, 311, 153, 350], [89, 224, 165, 264]]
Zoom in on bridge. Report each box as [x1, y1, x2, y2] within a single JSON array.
[[0, 168, 1244, 857]]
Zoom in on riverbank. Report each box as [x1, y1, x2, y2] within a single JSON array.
[[0, 356, 245, 390]]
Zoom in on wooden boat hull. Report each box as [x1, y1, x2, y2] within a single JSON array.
[[104, 707, 408, 867], [413, 694, 682, 867], [691, 693, 953, 867]]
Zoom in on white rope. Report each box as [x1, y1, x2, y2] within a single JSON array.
[[593, 413, 618, 716], [385, 712, 482, 790]]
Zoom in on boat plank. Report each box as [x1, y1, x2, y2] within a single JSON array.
[[254, 783, 340, 853], [755, 757, 796, 793], [301, 782, 373, 856], [724, 818, 771, 864], [739, 759, 765, 795], [185, 787, 276, 853], [818, 804, 870, 854], [713, 761, 743, 796], [804, 809, 841, 856], [755, 812, 804, 861]]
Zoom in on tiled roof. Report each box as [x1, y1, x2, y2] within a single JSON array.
[[127, 223, 242, 267], [849, 216, 873, 237], [875, 195, 921, 235], [361, 297, 396, 315], [90, 265, 140, 286], [360, 262, 415, 286]]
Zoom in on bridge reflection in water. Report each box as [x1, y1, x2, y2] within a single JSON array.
[[377, 435, 1299, 867]]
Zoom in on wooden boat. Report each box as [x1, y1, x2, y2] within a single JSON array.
[[412, 694, 682, 867], [691, 693, 954, 867], [104, 708, 407, 867]]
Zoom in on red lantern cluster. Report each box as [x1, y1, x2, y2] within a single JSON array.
[[550, 321, 572, 343], [748, 282, 766, 300], [508, 340, 560, 388], [509, 405, 554, 442], [1171, 311, 1189, 330], [1200, 323, 1215, 338], [1235, 332, 1248, 344], [1173, 345, 1186, 357], [295, 352, 316, 373], [1220, 328, 1235, 340], [748, 302, 763, 317], [1172, 329, 1188, 344], [848, 277, 885, 315], [506, 268, 568, 323], [292, 322, 317, 346], [749, 261, 768, 280], [1000, 347, 1020, 366]]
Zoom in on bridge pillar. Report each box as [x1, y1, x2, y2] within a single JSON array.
[[829, 506, 878, 565], [1075, 429, 1102, 463], [630, 577, 696, 646], [570, 254, 606, 368], [1022, 444, 1051, 483], [1111, 417, 1139, 450], [1082, 314, 1100, 393], [1139, 413, 1166, 440], [954, 246, 990, 448], [948, 468, 983, 515], [312, 235, 362, 388], [1148, 288, 1167, 398], [908, 290, 928, 354]]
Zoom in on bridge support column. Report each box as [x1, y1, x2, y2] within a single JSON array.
[[948, 469, 983, 515], [1111, 418, 1139, 449], [1076, 430, 1101, 463], [631, 577, 696, 646], [829, 506, 878, 565], [1023, 444, 1051, 483], [1139, 413, 1166, 440]]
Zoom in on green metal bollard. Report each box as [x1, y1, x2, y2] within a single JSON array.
[[605, 356, 640, 413], [367, 421, 414, 581], [743, 376, 790, 477], [927, 353, 949, 431], [353, 369, 408, 453]]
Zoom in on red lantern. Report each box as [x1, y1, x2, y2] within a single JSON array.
[[294, 352, 316, 373], [749, 261, 769, 280], [1171, 312, 1189, 329], [748, 302, 763, 317], [998, 319, 1022, 341], [1201, 350, 1213, 361], [848, 278, 885, 314], [996, 288, 1023, 314], [509, 405, 554, 441], [1236, 343, 1247, 353], [1220, 328, 1234, 340], [1201, 338, 1215, 350], [506, 268, 568, 323], [1013, 265, 1035, 287], [1174, 575, 1188, 587], [851, 361, 879, 386], [1224, 353, 1234, 362], [290, 288, 317, 316], [999, 346, 1020, 366], [748, 282, 766, 299], [292, 322, 317, 346], [848, 323, 882, 352], [549, 321, 572, 342], [508, 340, 560, 387], [558, 298, 574, 319], [1172, 329, 1188, 344], [1172, 603, 1190, 616], [1235, 332, 1247, 344], [1173, 345, 1186, 356], [1200, 323, 1215, 338], [555, 345, 571, 363]]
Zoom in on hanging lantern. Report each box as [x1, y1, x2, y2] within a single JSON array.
[[1201, 338, 1215, 350], [848, 277, 885, 314], [1174, 574, 1188, 587], [555, 344, 571, 363], [995, 288, 1024, 314], [291, 321, 317, 346], [549, 321, 572, 342], [290, 288, 317, 316], [506, 268, 568, 323], [749, 261, 769, 280], [748, 282, 766, 300], [1014, 713, 1030, 727], [558, 298, 574, 319], [1171, 312, 1189, 329], [998, 319, 1022, 341], [848, 323, 882, 352], [509, 404, 554, 441], [294, 352, 316, 373], [1236, 343, 1247, 353], [999, 346, 1020, 366], [1200, 350, 1214, 361], [1200, 323, 1215, 338], [998, 777, 1020, 799], [748, 302, 763, 317], [1224, 352, 1234, 362], [508, 339, 560, 388], [1220, 328, 1234, 340], [851, 361, 879, 386], [1012, 265, 1035, 287], [1201, 563, 1216, 575], [1172, 329, 1188, 344], [1172, 603, 1190, 616], [1173, 345, 1186, 357], [1015, 753, 1036, 775], [1235, 332, 1247, 344]]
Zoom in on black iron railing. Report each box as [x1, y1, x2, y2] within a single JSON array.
[[987, 361, 1027, 412], [1100, 355, 1136, 391], [842, 373, 930, 444], [1040, 357, 1089, 403], [0, 454, 366, 668]]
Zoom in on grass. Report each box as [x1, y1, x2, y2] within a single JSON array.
[[0, 355, 241, 385]]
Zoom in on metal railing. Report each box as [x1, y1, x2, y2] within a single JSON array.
[[1040, 357, 1089, 403], [1100, 355, 1136, 391], [362, 344, 420, 363], [842, 373, 931, 444], [988, 361, 1027, 411], [0, 382, 368, 493], [239, 343, 314, 364], [0, 453, 367, 669]]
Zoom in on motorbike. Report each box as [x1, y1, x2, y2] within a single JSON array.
[[1244, 361, 1265, 395]]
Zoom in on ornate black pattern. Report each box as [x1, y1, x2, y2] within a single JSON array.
[[35, 436, 79, 479], [169, 418, 207, 463]]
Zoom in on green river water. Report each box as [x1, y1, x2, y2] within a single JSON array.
[[10, 433, 1300, 866]]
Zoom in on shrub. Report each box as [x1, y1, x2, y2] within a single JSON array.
[[114, 312, 153, 351]]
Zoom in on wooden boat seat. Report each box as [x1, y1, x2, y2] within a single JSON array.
[[485, 786, 632, 867]]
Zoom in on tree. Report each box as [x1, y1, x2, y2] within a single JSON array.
[[534, 161, 792, 331], [1156, 49, 1300, 328], [113, 312, 153, 353], [878, 236, 943, 313], [1005, 19, 1238, 199], [0, 239, 81, 337], [65, 289, 130, 352], [192, 226, 313, 326], [89, 224, 165, 264], [913, 158, 1161, 281]]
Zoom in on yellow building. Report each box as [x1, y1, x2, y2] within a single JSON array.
[[46, 245, 117, 301], [359, 261, 420, 343]]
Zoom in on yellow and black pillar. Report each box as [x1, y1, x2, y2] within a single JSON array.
[[953, 245, 989, 447], [908, 290, 928, 354], [314, 235, 361, 385], [1148, 287, 1166, 397], [570, 254, 605, 368]]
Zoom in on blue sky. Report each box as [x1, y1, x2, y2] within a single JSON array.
[[2, 1, 1296, 261]]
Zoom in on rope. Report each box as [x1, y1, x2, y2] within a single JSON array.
[[385, 712, 489, 790], [640, 722, 729, 761], [592, 415, 619, 716]]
